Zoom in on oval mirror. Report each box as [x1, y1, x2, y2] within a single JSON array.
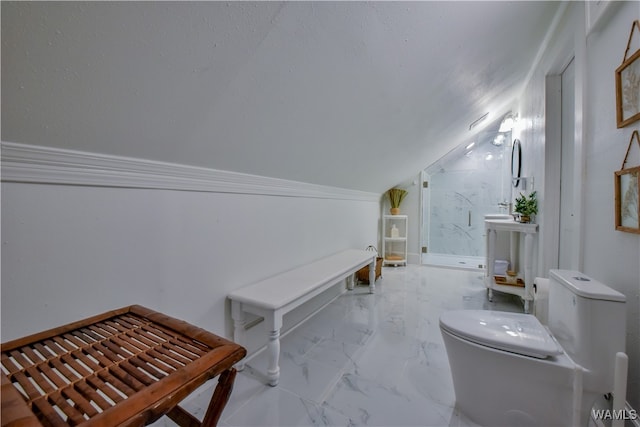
[[511, 139, 522, 187]]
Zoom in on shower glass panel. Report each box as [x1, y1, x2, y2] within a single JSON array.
[[422, 131, 511, 268]]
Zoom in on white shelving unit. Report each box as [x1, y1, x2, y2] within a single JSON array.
[[484, 218, 538, 313], [382, 215, 408, 266]]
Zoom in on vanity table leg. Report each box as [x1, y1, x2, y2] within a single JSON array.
[[523, 233, 534, 314], [486, 228, 496, 302]]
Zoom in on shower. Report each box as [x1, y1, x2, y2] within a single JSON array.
[[421, 128, 512, 269]]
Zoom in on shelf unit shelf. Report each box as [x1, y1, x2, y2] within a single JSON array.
[[382, 215, 408, 266]]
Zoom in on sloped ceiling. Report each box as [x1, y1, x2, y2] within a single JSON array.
[[1, 1, 560, 194]]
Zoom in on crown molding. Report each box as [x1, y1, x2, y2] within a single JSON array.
[[1, 142, 380, 202]]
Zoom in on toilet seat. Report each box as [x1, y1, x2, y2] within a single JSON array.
[[439, 310, 563, 359]]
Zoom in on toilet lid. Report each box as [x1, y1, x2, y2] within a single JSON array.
[[440, 310, 563, 359]]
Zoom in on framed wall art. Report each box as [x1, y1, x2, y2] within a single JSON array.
[[616, 20, 640, 128], [615, 131, 640, 234]]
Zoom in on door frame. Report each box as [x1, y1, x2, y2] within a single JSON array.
[[541, 19, 586, 274]]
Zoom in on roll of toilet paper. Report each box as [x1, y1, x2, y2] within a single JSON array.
[[494, 259, 509, 276], [534, 277, 549, 325]]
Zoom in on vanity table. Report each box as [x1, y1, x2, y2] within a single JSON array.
[[485, 219, 538, 313]]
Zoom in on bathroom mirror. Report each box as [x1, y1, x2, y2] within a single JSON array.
[[511, 139, 522, 187]]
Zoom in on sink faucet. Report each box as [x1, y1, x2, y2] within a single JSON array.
[[497, 202, 512, 214]]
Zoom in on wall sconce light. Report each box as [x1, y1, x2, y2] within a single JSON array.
[[499, 113, 518, 133]]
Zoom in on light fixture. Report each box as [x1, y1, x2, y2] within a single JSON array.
[[492, 135, 505, 146], [465, 142, 475, 150], [499, 113, 517, 133]]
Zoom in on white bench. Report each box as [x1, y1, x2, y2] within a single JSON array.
[[228, 249, 377, 386]]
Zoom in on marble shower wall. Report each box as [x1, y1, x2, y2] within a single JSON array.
[[427, 137, 511, 257]]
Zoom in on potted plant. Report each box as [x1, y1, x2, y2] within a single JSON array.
[[514, 191, 538, 223], [386, 188, 408, 215]]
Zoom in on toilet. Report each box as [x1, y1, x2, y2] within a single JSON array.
[[440, 269, 626, 427]]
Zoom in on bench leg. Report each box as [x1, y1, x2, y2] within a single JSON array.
[[347, 274, 354, 291], [369, 259, 376, 294], [266, 313, 282, 386], [267, 328, 280, 386], [231, 301, 246, 371]]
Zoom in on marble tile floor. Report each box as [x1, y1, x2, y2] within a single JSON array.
[[155, 264, 524, 427]]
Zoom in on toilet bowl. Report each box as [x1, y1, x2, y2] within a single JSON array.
[[440, 270, 626, 427]]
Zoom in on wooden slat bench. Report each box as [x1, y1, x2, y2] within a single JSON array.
[[228, 249, 377, 386], [1, 305, 246, 427]]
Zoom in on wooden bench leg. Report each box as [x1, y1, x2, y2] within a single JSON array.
[[201, 368, 237, 426], [167, 405, 202, 427], [164, 369, 238, 427]]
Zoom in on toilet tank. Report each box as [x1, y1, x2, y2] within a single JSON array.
[[548, 270, 626, 392]]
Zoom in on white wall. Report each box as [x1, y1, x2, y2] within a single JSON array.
[[517, 1, 640, 407], [0, 149, 379, 356]]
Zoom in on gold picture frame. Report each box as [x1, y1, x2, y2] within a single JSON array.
[[615, 131, 640, 234], [616, 20, 640, 128], [615, 167, 640, 233]]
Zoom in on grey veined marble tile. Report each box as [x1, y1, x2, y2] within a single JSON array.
[[153, 264, 521, 427]]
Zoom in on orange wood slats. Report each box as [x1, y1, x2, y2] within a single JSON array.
[[73, 380, 113, 411], [140, 324, 208, 356], [46, 391, 86, 425], [60, 385, 99, 418], [79, 327, 105, 343], [2, 306, 246, 427], [62, 333, 92, 350], [31, 397, 70, 427], [107, 363, 147, 392], [153, 345, 192, 366], [96, 369, 137, 397], [147, 349, 186, 370], [111, 335, 147, 356], [85, 374, 126, 405], [118, 315, 146, 329], [7, 350, 34, 372], [60, 354, 93, 379], [124, 329, 157, 348], [11, 371, 41, 400], [80, 343, 118, 369], [136, 352, 173, 376], [21, 347, 46, 366], [25, 365, 57, 395], [33, 343, 57, 360], [128, 355, 168, 381], [1, 353, 20, 374], [43, 339, 70, 357], [118, 361, 155, 387], [104, 319, 135, 334]]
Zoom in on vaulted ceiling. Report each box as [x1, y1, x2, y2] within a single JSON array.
[[2, 1, 561, 194]]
